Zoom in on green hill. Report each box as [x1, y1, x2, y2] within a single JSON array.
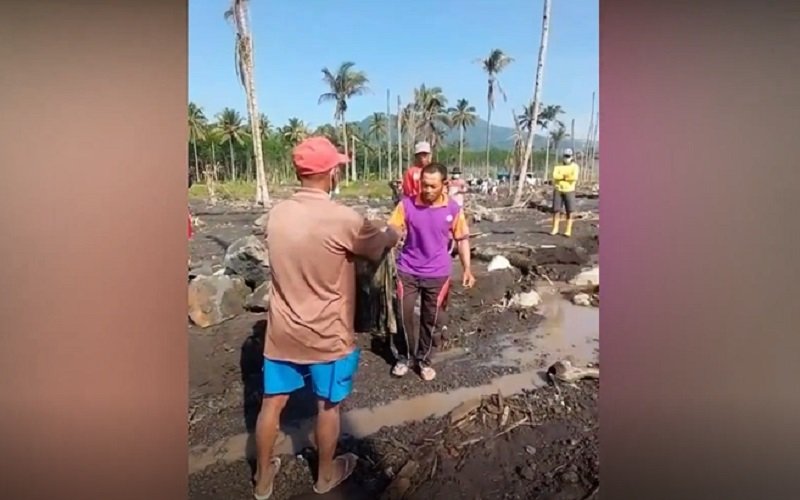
[[356, 115, 585, 152]]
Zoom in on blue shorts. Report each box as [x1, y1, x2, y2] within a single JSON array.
[[263, 348, 360, 404]]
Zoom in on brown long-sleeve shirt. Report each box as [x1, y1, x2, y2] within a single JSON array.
[[264, 188, 398, 363]]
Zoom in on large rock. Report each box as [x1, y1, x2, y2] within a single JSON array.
[[466, 267, 517, 308], [224, 235, 269, 288], [245, 281, 271, 312], [253, 212, 269, 228], [487, 255, 512, 272], [188, 275, 249, 328], [569, 266, 599, 287], [572, 292, 592, 307], [509, 290, 542, 308]]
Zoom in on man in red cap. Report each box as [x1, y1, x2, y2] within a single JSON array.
[[400, 141, 432, 198], [253, 136, 399, 498]]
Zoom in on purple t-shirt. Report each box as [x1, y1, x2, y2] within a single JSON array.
[[396, 196, 461, 278]]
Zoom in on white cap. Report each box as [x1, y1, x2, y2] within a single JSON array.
[[414, 141, 431, 155], [563, 148, 574, 156]]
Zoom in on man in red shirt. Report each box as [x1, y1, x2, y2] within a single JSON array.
[[401, 141, 432, 198]]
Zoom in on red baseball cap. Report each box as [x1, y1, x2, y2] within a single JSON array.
[[292, 136, 349, 176]]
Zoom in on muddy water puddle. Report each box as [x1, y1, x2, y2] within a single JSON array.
[[492, 287, 599, 369], [189, 291, 598, 473]]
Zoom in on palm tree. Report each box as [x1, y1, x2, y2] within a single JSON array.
[[314, 123, 339, 145], [517, 103, 563, 134], [224, 0, 268, 204], [204, 123, 223, 181], [281, 118, 309, 147], [536, 104, 564, 130], [414, 84, 450, 149], [258, 113, 272, 141], [400, 103, 417, 161], [188, 103, 208, 181], [318, 62, 370, 181], [514, 0, 552, 205], [549, 123, 568, 157], [367, 113, 387, 179], [448, 98, 477, 169], [217, 108, 249, 180], [516, 103, 563, 176], [477, 49, 514, 174]]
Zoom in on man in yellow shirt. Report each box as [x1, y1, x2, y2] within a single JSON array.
[[550, 148, 580, 237]]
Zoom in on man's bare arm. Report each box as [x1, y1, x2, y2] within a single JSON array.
[[350, 218, 399, 262]]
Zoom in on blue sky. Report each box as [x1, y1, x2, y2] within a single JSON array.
[[189, 0, 598, 136]]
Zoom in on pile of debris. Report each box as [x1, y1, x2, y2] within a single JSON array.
[[377, 371, 599, 500], [188, 234, 271, 328]]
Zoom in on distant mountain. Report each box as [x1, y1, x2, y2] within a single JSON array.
[[356, 115, 585, 152]]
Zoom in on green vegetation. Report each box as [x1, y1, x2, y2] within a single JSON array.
[[190, 180, 392, 201], [188, 49, 589, 198]]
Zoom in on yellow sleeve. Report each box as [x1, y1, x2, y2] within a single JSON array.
[[451, 210, 470, 240], [552, 166, 563, 181], [387, 202, 406, 230], [565, 164, 579, 181]]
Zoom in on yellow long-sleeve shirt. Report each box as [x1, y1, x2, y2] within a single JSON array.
[[552, 161, 580, 192]]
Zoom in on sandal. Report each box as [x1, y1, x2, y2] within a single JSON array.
[[391, 361, 409, 377], [313, 452, 358, 494], [420, 365, 436, 381], [253, 457, 281, 500]]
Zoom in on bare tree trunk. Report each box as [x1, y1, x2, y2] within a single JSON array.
[[192, 139, 200, 182], [485, 92, 493, 178], [509, 108, 521, 186], [386, 89, 392, 180], [365, 143, 369, 179], [570, 118, 576, 154], [351, 134, 357, 181], [397, 96, 403, 173], [514, 0, 552, 205], [339, 116, 351, 183], [233, 0, 269, 204], [586, 112, 600, 182], [407, 109, 416, 162], [458, 125, 465, 169], [544, 136, 551, 182], [581, 97, 595, 185], [229, 141, 237, 181], [377, 142, 382, 180], [211, 142, 218, 180]]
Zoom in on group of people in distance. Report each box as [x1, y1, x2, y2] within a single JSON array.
[[186, 134, 581, 498]]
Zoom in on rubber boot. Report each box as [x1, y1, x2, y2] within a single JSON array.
[[550, 214, 560, 235], [564, 218, 574, 237]]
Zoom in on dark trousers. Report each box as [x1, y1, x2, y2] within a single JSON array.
[[392, 271, 451, 366]]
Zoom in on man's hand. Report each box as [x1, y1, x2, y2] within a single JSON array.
[[462, 269, 476, 288]]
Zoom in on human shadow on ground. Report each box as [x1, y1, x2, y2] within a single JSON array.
[[240, 319, 391, 498]]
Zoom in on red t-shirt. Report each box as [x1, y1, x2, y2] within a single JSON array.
[[401, 165, 422, 198]]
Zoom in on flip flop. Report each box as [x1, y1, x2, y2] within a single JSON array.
[[313, 452, 358, 495], [253, 457, 281, 500]]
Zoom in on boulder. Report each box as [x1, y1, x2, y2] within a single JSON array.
[[188, 275, 249, 328], [224, 235, 269, 288], [466, 268, 517, 308], [245, 282, 271, 312], [509, 290, 541, 308], [572, 292, 592, 307], [487, 255, 512, 272], [188, 263, 214, 280], [569, 266, 599, 287], [253, 212, 269, 228]]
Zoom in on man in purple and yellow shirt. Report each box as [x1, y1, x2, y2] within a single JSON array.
[[387, 163, 476, 381]]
